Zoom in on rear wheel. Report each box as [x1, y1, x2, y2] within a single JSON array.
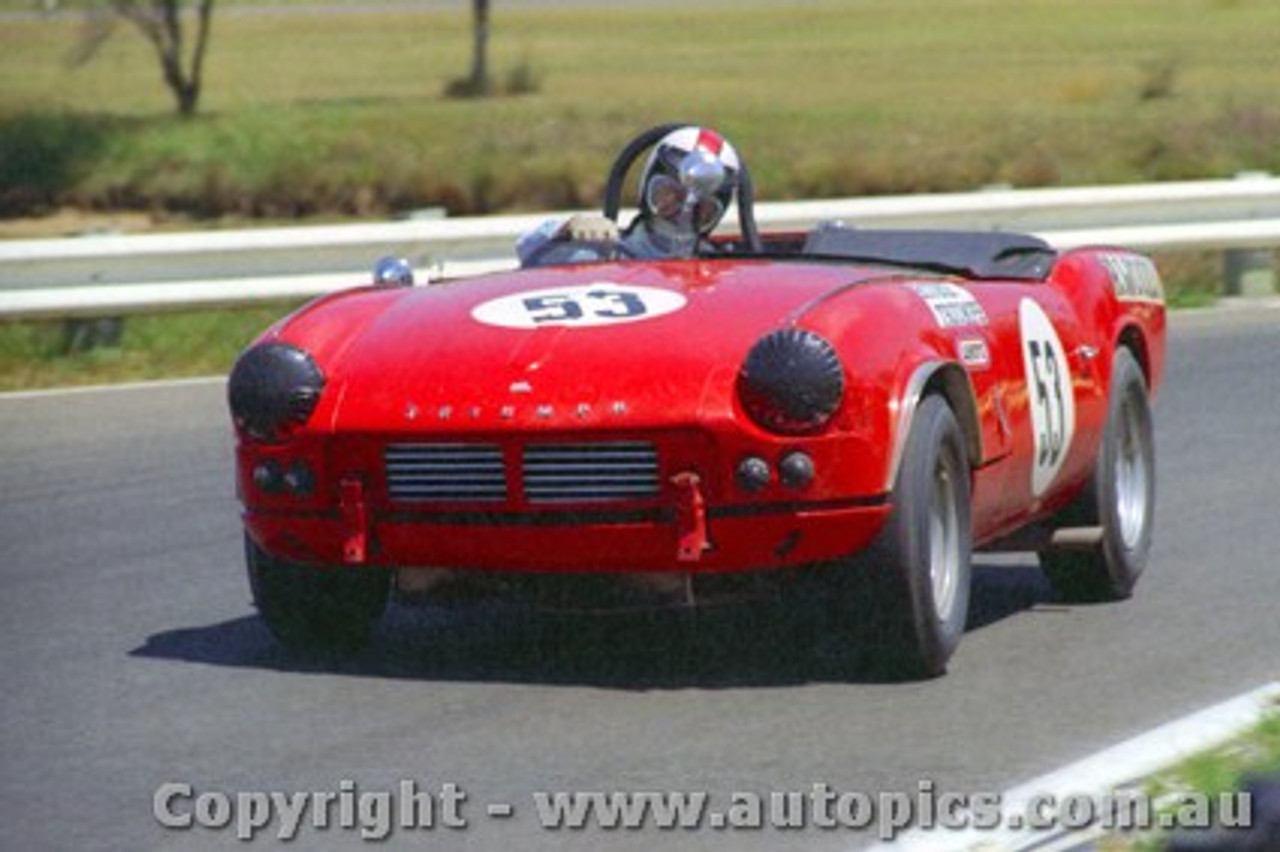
[[1040, 347, 1155, 601], [244, 534, 389, 651], [830, 395, 972, 678]]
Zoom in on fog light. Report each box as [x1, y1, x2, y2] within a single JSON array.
[[779, 451, 815, 490], [252, 460, 284, 494], [284, 461, 315, 496], [736, 456, 772, 493]]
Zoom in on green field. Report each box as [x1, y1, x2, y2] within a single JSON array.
[[2, 0, 1278, 221], [0, 0, 1276, 389]]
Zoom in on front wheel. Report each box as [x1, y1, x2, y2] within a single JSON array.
[[1040, 347, 1155, 602], [830, 395, 973, 678], [244, 534, 389, 651]]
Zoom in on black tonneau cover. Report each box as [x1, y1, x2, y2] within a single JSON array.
[[801, 225, 1057, 281]]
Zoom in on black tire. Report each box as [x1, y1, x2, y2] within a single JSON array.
[[244, 534, 389, 651], [1040, 347, 1155, 602], [832, 395, 973, 678]]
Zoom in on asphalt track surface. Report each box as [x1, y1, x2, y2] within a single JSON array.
[[2, 305, 1277, 852]]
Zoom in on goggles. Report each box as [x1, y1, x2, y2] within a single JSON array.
[[645, 174, 725, 234]]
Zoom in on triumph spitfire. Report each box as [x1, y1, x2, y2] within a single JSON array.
[[229, 124, 1165, 676]]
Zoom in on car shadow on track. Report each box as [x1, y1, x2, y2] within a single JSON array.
[[132, 559, 1053, 688]]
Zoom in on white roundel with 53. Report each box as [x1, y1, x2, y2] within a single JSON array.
[[1019, 299, 1076, 497], [471, 284, 687, 329]]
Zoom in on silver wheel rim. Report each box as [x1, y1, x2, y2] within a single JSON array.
[[929, 460, 961, 621], [1114, 395, 1149, 550]]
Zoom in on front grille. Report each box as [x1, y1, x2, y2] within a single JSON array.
[[384, 443, 507, 502], [384, 440, 661, 504], [523, 442, 660, 503]]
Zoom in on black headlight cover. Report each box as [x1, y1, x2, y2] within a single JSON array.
[[737, 329, 845, 434], [228, 342, 325, 443]]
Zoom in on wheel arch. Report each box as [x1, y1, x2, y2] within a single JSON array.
[[884, 360, 983, 492], [1116, 323, 1152, 388]]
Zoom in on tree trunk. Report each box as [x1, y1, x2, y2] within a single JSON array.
[[468, 0, 490, 94], [106, 0, 214, 118]]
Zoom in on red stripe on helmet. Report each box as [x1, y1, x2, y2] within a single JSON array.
[[695, 128, 724, 156]]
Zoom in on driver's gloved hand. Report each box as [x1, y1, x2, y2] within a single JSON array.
[[563, 214, 620, 243]]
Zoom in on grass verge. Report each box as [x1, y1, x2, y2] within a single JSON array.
[[0, 301, 301, 391], [1099, 704, 1280, 851]]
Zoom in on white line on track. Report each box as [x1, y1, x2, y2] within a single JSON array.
[[862, 681, 1280, 852], [0, 374, 223, 401]]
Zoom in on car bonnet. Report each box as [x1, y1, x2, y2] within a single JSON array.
[[314, 259, 873, 432]]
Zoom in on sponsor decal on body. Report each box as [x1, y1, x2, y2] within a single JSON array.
[[1100, 253, 1164, 304], [471, 284, 687, 329], [1019, 299, 1076, 498], [908, 283, 989, 328], [958, 337, 991, 370]]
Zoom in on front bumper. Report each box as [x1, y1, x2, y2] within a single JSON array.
[[244, 492, 890, 575]]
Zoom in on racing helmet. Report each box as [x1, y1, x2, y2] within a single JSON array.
[[637, 126, 740, 239]]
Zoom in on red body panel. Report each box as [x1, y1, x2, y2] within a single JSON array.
[[235, 240, 1165, 580]]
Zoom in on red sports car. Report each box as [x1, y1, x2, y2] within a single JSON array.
[[229, 125, 1165, 676]]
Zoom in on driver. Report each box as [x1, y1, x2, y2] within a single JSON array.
[[517, 126, 741, 266]]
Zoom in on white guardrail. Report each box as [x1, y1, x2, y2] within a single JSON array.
[[1, 177, 1278, 320]]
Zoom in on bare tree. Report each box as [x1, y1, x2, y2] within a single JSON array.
[[468, 0, 491, 95], [71, 0, 216, 118], [447, 0, 491, 97]]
